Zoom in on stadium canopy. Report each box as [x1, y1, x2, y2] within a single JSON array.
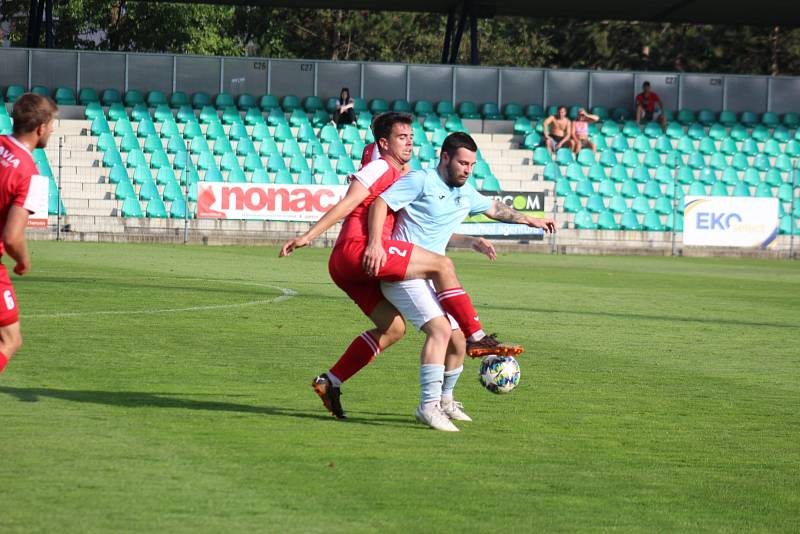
[[26, 0, 800, 64]]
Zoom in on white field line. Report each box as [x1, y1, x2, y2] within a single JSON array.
[[22, 276, 298, 319]]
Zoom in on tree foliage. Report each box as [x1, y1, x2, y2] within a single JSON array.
[[1, 2, 799, 75]]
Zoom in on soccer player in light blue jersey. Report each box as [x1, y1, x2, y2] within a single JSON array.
[[364, 132, 555, 431]]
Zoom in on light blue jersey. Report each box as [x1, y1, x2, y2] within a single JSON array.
[[380, 168, 492, 254]]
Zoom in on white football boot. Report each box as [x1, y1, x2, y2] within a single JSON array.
[[441, 397, 473, 422], [415, 402, 459, 432]]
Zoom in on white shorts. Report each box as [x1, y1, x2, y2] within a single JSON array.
[[380, 279, 459, 331]]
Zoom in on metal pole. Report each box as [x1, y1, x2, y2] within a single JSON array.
[[184, 141, 191, 244], [56, 136, 62, 241], [790, 159, 798, 259], [550, 191, 558, 254], [671, 159, 679, 257]]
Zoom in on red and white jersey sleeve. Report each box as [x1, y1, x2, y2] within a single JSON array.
[[336, 159, 400, 245], [360, 142, 380, 169]]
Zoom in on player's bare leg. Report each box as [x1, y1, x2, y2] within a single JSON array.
[[0, 321, 22, 374], [415, 316, 458, 432], [402, 246, 523, 358], [312, 300, 405, 419]]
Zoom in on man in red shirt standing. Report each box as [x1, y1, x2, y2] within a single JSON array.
[[0, 93, 57, 375], [635, 81, 667, 132]]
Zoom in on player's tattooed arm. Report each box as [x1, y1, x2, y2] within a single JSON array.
[[484, 200, 528, 224], [483, 200, 557, 232]]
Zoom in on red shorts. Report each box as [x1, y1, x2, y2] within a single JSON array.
[[328, 239, 414, 316], [0, 264, 19, 327]]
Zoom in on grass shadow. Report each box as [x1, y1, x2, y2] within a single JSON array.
[[0, 386, 417, 428]]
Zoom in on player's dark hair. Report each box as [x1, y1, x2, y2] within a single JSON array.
[[340, 87, 350, 101], [372, 112, 413, 144], [12, 93, 57, 136], [441, 132, 478, 158], [643, 81, 651, 88], [557, 105, 567, 113]]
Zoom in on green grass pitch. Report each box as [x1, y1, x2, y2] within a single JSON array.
[[1, 241, 798, 532]]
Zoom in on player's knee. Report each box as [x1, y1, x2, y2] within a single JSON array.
[[424, 317, 452, 345], [437, 255, 455, 276], [382, 316, 406, 345], [450, 332, 466, 356]]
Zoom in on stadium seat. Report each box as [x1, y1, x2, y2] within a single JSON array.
[[233, 93, 256, 111], [444, 115, 465, 133], [598, 177, 616, 197], [631, 195, 651, 215], [610, 165, 628, 183], [611, 107, 628, 122], [597, 209, 620, 230], [524, 104, 544, 120], [120, 195, 143, 217], [585, 193, 605, 213], [252, 94, 278, 113], [739, 110, 758, 126], [718, 110, 737, 126], [170, 91, 189, 108], [503, 102, 523, 120], [145, 90, 166, 108], [761, 111, 780, 127], [573, 209, 597, 230], [676, 109, 696, 125], [84, 102, 104, 121], [391, 99, 411, 113], [575, 179, 594, 198], [732, 182, 751, 196], [124, 89, 145, 107], [107, 164, 129, 184], [710, 181, 729, 196], [783, 112, 800, 128], [696, 109, 715, 125], [687, 123, 706, 140], [516, 119, 535, 138], [532, 147, 551, 165], [336, 157, 356, 176], [608, 193, 627, 214], [436, 101, 455, 116], [620, 210, 642, 230], [101, 88, 122, 106], [481, 103, 502, 120], [115, 179, 136, 200], [413, 100, 434, 116], [192, 92, 212, 109], [102, 149, 123, 168], [79, 87, 99, 105], [53, 87, 76, 105], [250, 168, 269, 183], [643, 210, 665, 231], [562, 192, 582, 213]]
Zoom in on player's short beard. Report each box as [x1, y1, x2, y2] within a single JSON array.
[[444, 159, 467, 188]]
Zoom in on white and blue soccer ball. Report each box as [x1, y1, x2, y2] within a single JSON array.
[[478, 355, 520, 394]]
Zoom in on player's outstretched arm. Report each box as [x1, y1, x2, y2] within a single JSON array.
[[363, 197, 390, 276], [448, 234, 496, 261], [483, 200, 556, 233], [3, 205, 30, 275], [279, 179, 370, 257]]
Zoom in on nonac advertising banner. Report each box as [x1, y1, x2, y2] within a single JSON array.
[[683, 196, 779, 248], [26, 175, 49, 228], [197, 183, 349, 222], [461, 191, 546, 239]]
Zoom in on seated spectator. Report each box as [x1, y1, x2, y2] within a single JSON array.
[[635, 81, 667, 132], [571, 108, 600, 155], [542, 105, 574, 156], [333, 87, 355, 127]]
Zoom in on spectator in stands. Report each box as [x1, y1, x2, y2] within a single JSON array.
[[542, 106, 574, 156], [571, 108, 600, 155], [334, 87, 356, 127], [635, 81, 667, 132]]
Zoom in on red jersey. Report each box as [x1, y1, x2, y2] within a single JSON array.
[[0, 136, 37, 257], [335, 159, 399, 247], [636, 91, 661, 113], [360, 142, 380, 168]]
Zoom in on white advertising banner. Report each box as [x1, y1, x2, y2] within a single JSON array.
[[196, 183, 348, 222], [26, 174, 49, 228], [683, 196, 779, 248]]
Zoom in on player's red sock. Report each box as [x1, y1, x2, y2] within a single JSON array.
[[0, 351, 8, 374], [436, 287, 485, 340], [328, 331, 381, 384]]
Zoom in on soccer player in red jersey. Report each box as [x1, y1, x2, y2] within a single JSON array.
[[279, 112, 521, 418], [0, 93, 57, 375]]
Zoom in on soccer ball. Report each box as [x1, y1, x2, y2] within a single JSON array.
[[478, 355, 521, 394]]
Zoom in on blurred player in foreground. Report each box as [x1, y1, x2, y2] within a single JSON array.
[[0, 93, 57, 375]]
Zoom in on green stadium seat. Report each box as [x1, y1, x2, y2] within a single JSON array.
[[621, 149, 640, 168], [414, 100, 434, 116], [696, 109, 715, 125], [782, 112, 800, 128], [761, 111, 780, 127], [753, 153, 772, 172], [643, 180, 662, 199], [244, 108, 265, 127], [29, 85, 48, 98], [610, 164, 628, 183], [84, 102, 104, 121], [608, 193, 627, 214], [562, 192, 582, 213], [515, 118, 534, 137], [732, 182, 751, 197], [243, 153, 263, 173], [585, 193, 605, 213], [266, 153, 286, 172], [192, 92, 212, 109], [252, 123, 271, 143], [665, 122, 685, 139], [107, 164, 128, 184], [754, 182, 773, 198], [203, 166, 223, 182], [676, 109, 696, 125], [271, 169, 291, 184], [149, 150, 170, 170], [169, 91, 189, 108], [599, 150, 617, 168], [775, 154, 793, 173], [709, 153, 728, 171], [130, 103, 150, 122], [653, 135, 672, 154], [176, 105, 196, 124], [281, 95, 301, 112], [144, 91, 166, 108], [481, 103, 502, 120], [556, 148, 575, 165], [575, 179, 594, 198], [213, 138, 233, 157], [219, 152, 239, 172], [179, 167, 200, 186], [718, 110, 737, 126], [115, 179, 136, 200], [631, 195, 651, 214], [687, 123, 706, 140], [598, 177, 616, 197], [350, 140, 366, 160], [336, 157, 356, 176], [156, 166, 177, 186], [120, 195, 142, 217], [643, 210, 665, 231], [199, 105, 219, 124], [532, 146, 551, 165], [102, 149, 123, 168], [710, 181, 729, 196], [610, 134, 628, 153], [260, 94, 280, 111], [53, 87, 76, 105], [554, 177, 571, 196], [611, 107, 629, 121], [388, 99, 410, 113], [777, 183, 794, 203], [138, 177, 160, 202], [227, 166, 247, 183], [327, 142, 348, 160], [145, 196, 168, 218], [502, 102, 523, 120], [643, 122, 662, 138], [632, 134, 650, 153], [707, 123, 726, 141], [153, 104, 173, 123], [738, 110, 758, 126], [620, 210, 642, 230], [289, 153, 309, 174], [573, 209, 597, 230], [213, 93, 234, 110], [123, 89, 144, 107], [168, 197, 190, 218], [79, 87, 99, 105], [763, 139, 782, 157], [525, 104, 544, 120], [267, 107, 286, 126], [167, 134, 187, 155], [100, 88, 122, 106], [315, 170, 338, 185], [436, 101, 455, 116], [729, 124, 748, 141], [597, 209, 620, 230], [221, 106, 243, 125], [620, 178, 639, 198], [250, 168, 269, 183], [751, 125, 769, 142], [96, 132, 116, 152]]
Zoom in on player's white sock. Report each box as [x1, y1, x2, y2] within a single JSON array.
[[468, 330, 486, 342], [419, 363, 445, 407], [442, 365, 463, 399], [326, 371, 342, 387]]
